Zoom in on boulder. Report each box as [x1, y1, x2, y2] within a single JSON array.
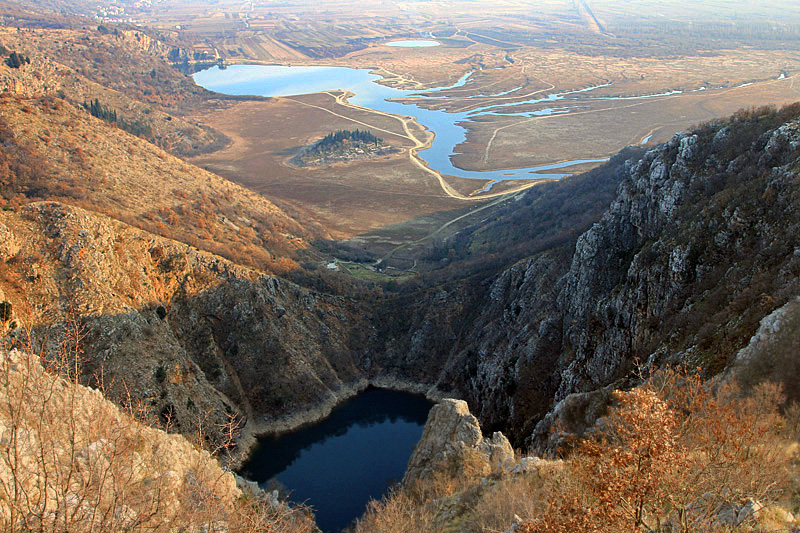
[[403, 399, 514, 484]]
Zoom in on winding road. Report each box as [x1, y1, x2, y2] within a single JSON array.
[[285, 90, 549, 201]]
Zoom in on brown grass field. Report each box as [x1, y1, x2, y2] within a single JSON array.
[[189, 94, 477, 239], [163, 0, 800, 253]]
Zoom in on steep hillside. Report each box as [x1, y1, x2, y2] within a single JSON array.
[[0, 94, 325, 272], [0, 22, 239, 157], [4, 103, 799, 462], [0, 25, 201, 109], [0, 348, 315, 532], [1, 14, 799, 515], [352, 371, 798, 533], [377, 104, 800, 449], [0, 53, 227, 156], [0, 202, 375, 453]]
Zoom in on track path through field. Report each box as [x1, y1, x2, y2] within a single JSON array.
[[284, 91, 546, 201]]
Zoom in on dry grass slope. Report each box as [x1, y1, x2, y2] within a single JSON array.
[[0, 95, 325, 273], [352, 371, 800, 533], [0, 347, 316, 532]]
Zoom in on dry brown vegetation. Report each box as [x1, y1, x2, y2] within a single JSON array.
[[522, 374, 791, 533], [0, 94, 324, 274], [0, 26, 201, 109], [189, 94, 469, 238], [0, 333, 317, 533], [0, 24, 237, 158], [352, 369, 799, 533]]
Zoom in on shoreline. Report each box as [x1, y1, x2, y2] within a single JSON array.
[[226, 376, 448, 471], [194, 64, 566, 201]]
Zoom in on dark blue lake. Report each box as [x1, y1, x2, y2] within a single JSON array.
[[238, 388, 433, 532]]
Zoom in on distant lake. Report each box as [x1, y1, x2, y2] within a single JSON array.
[[385, 40, 441, 47], [239, 388, 433, 532], [194, 64, 610, 189]]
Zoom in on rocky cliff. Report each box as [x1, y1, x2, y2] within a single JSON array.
[[0, 201, 377, 455], [404, 399, 514, 484], [382, 104, 800, 450], [0, 347, 239, 531], [2, 95, 799, 469], [0, 346, 319, 532]]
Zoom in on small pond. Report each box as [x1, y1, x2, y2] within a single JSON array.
[[239, 388, 433, 532]]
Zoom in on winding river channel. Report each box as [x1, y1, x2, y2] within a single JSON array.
[[194, 64, 769, 191], [193, 64, 609, 189]]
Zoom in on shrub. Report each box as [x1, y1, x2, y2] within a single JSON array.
[[521, 370, 791, 533], [155, 364, 167, 383], [4, 52, 29, 69], [351, 487, 437, 533], [0, 346, 319, 533]]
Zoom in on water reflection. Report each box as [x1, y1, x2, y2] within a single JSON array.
[[239, 388, 433, 532]]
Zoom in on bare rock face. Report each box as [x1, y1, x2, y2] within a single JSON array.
[[387, 113, 800, 452], [0, 348, 240, 530], [0, 223, 19, 262], [403, 399, 513, 484], [0, 202, 372, 452]]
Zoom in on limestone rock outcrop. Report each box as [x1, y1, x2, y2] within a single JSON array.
[[0, 348, 240, 530], [404, 399, 514, 484], [383, 111, 800, 451], [0, 202, 371, 452]]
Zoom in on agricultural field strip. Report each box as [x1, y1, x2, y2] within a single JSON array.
[[481, 73, 800, 164]]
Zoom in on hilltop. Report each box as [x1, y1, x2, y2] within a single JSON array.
[[291, 129, 399, 167]]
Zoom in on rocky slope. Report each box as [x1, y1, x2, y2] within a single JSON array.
[[1, 21, 799, 470], [0, 202, 375, 454], [0, 346, 319, 532], [0, 346, 238, 530], [0, 94, 326, 271], [5, 103, 799, 460], [380, 104, 800, 450], [3, 101, 799, 465], [0, 25, 234, 157]]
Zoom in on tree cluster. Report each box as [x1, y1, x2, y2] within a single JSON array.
[[309, 129, 381, 153], [4, 52, 30, 69], [82, 99, 153, 138]]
